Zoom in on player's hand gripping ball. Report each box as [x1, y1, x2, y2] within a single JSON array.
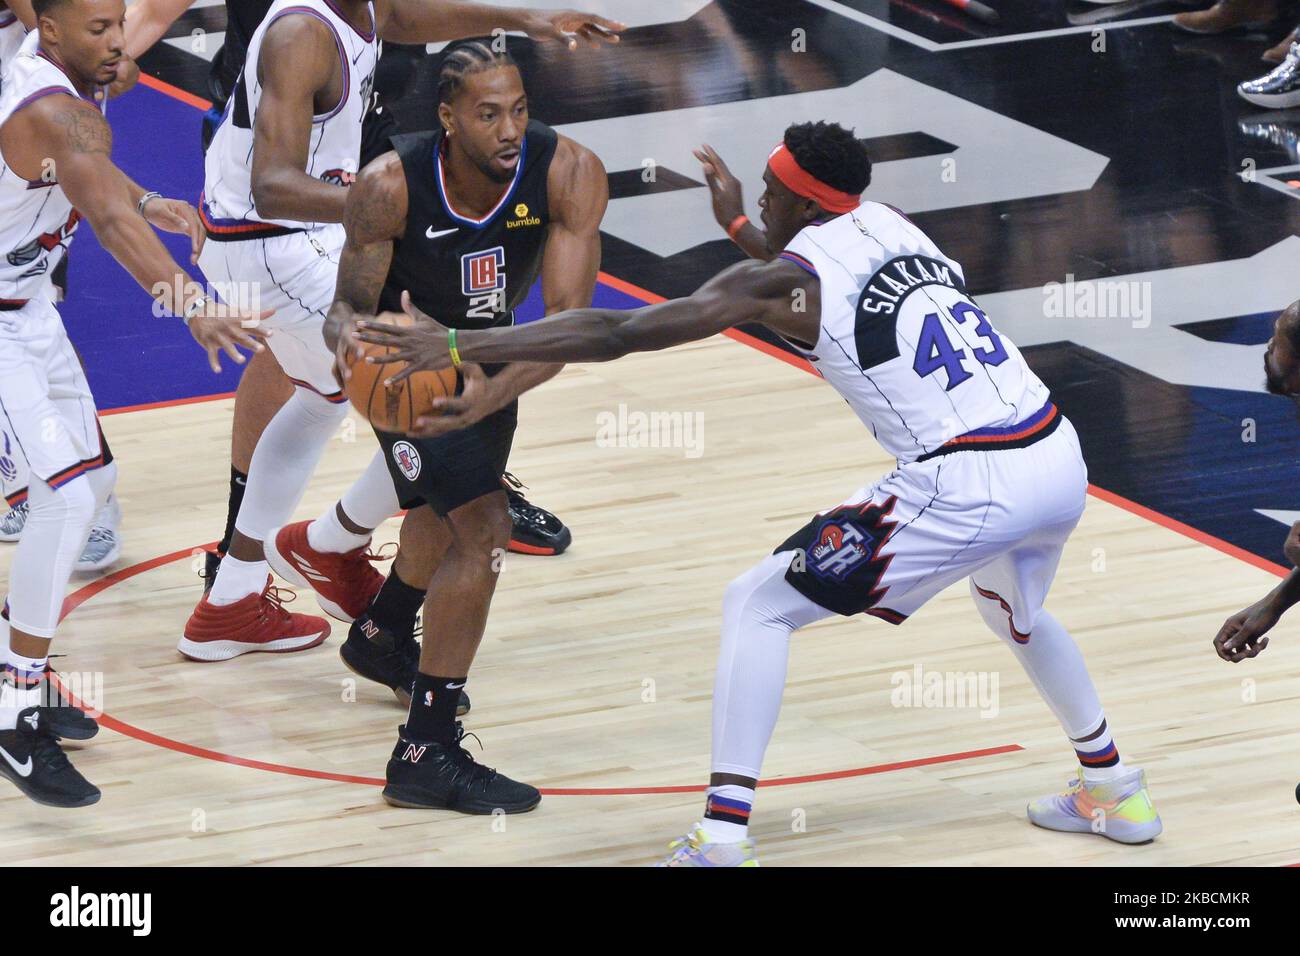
[[346, 310, 459, 433]]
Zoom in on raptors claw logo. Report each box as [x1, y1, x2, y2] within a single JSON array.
[[319, 168, 357, 187]]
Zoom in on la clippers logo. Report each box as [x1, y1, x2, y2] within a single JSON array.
[[0, 431, 15, 483], [7, 209, 81, 270], [319, 168, 356, 187], [461, 247, 506, 296], [808, 518, 874, 582], [392, 441, 421, 480]]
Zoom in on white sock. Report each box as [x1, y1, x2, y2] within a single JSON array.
[[208, 555, 268, 606], [0, 649, 47, 729], [1072, 717, 1127, 783], [307, 506, 371, 555], [701, 784, 756, 843]]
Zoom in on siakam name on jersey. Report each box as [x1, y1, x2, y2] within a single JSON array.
[[859, 255, 963, 316]]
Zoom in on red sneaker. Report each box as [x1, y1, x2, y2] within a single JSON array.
[[178, 577, 331, 662], [264, 521, 386, 623]]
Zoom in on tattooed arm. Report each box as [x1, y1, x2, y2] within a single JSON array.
[[0, 95, 269, 370], [325, 151, 407, 381]]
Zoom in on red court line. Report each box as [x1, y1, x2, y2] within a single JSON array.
[[53, 546, 1020, 793], [138, 73, 212, 111], [101, 391, 235, 417], [1087, 484, 1288, 578]]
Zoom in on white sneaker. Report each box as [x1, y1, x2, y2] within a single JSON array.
[[0, 502, 27, 542], [656, 825, 760, 867]]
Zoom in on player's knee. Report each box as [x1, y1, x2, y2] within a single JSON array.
[[447, 493, 511, 558], [723, 554, 790, 631], [33, 473, 96, 529], [291, 387, 349, 425], [969, 579, 1029, 643]]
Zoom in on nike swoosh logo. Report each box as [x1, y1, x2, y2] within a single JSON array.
[[445, 681, 466, 689], [426, 227, 458, 240], [0, 745, 32, 778]]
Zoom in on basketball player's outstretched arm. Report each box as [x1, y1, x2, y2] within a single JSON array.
[[0, 96, 270, 371], [373, 1, 624, 46], [249, 15, 355, 224], [1214, 521, 1300, 662], [356, 257, 821, 371]]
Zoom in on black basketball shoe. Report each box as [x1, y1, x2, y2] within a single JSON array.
[[382, 722, 540, 814], [0, 707, 100, 807], [39, 664, 99, 741], [340, 613, 470, 715], [503, 473, 571, 556]]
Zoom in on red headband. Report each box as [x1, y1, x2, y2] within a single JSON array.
[[767, 142, 861, 214]]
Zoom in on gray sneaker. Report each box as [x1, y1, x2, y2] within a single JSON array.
[[75, 526, 121, 573], [0, 502, 27, 543], [74, 495, 122, 573], [1238, 43, 1300, 108]]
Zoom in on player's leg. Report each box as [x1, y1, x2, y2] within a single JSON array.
[[264, 448, 399, 620], [383, 487, 536, 812], [378, 401, 537, 813], [971, 416, 1160, 844], [0, 303, 108, 805], [971, 532, 1161, 844], [659, 549, 836, 867], [337, 504, 461, 708], [181, 232, 342, 660], [203, 347, 294, 589]]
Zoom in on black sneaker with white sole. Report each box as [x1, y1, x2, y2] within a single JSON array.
[[40, 663, 99, 740], [340, 614, 470, 715], [0, 707, 100, 807], [382, 722, 540, 814]]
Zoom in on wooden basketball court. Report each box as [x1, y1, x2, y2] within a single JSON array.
[[3, 323, 1294, 867]]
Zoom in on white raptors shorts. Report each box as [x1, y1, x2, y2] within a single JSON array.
[[0, 297, 108, 508], [776, 407, 1088, 639], [197, 223, 347, 401]]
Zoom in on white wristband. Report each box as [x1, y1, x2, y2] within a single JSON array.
[[137, 191, 163, 217], [182, 294, 208, 326]]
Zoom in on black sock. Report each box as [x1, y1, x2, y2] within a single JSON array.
[[368, 568, 425, 646], [217, 466, 248, 556], [406, 673, 465, 744]]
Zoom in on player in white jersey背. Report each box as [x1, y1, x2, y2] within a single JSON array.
[[0, 0, 267, 808], [352, 121, 1165, 864], [181, 0, 625, 660]]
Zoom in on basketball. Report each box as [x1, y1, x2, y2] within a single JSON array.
[[346, 310, 460, 433]]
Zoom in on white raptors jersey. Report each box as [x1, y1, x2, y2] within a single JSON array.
[[779, 201, 1050, 463], [0, 9, 27, 82], [0, 30, 98, 303], [202, 0, 377, 235]]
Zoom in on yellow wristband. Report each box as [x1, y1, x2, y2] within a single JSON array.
[[448, 328, 463, 367]]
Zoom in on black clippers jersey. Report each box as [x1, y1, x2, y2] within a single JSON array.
[[381, 120, 558, 331]]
